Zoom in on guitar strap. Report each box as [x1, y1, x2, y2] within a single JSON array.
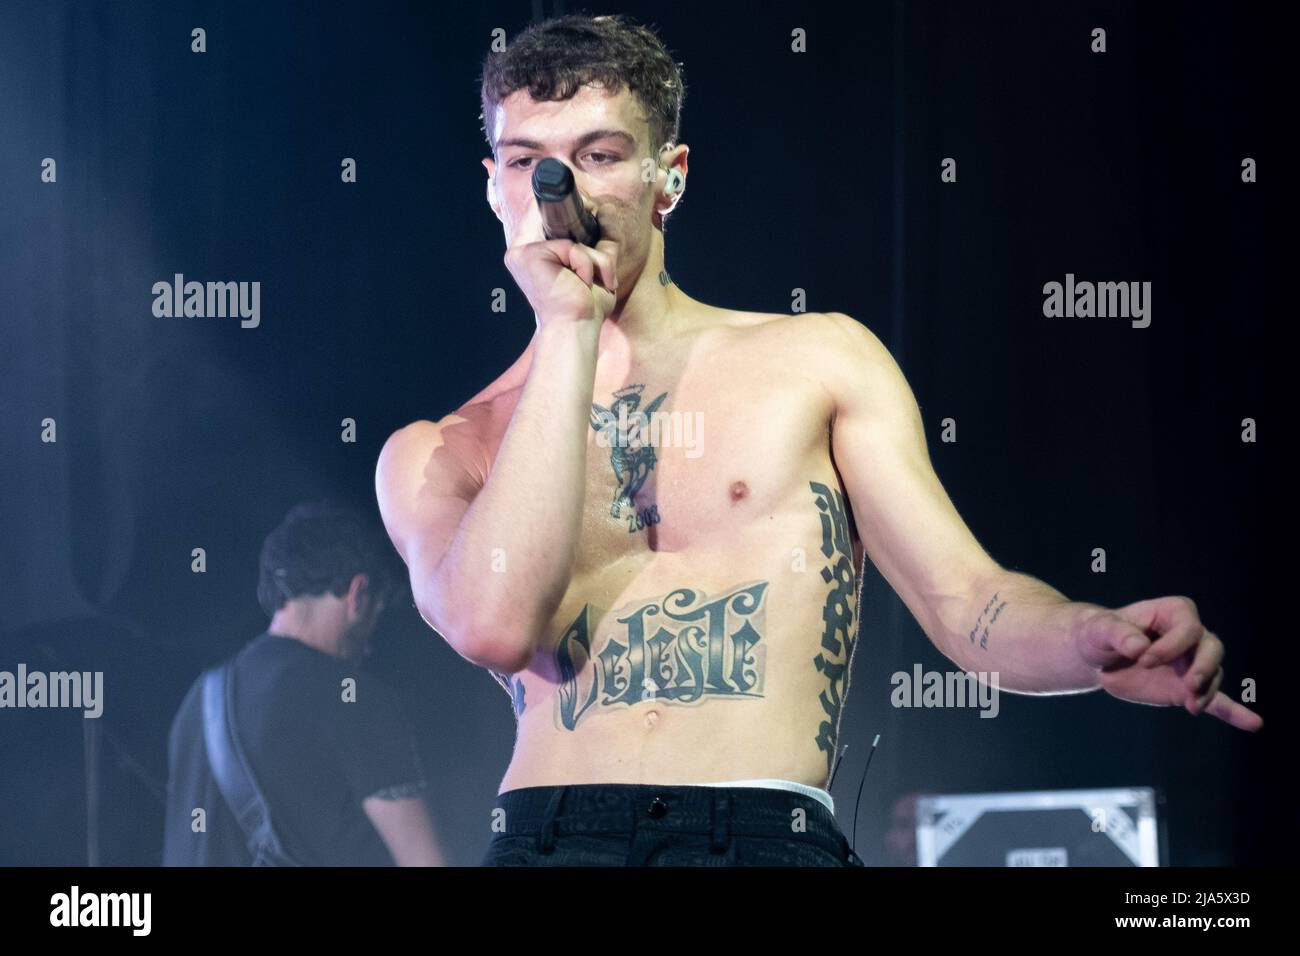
[[201, 652, 304, 866]]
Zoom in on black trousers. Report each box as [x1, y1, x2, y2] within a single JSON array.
[[481, 783, 864, 867]]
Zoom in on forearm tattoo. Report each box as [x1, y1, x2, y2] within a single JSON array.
[[590, 385, 668, 533], [554, 582, 769, 731], [810, 481, 859, 774], [969, 592, 1008, 650]]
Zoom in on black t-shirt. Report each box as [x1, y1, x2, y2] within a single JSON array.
[[163, 632, 425, 866]]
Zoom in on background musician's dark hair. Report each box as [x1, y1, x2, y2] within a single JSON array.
[[257, 501, 398, 617]]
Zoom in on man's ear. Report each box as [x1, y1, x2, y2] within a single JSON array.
[[654, 144, 689, 225], [482, 157, 503, 221], [345, 573, 372, 620]]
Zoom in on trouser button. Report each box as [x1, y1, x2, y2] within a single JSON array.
[[647, 796, 668, 818]]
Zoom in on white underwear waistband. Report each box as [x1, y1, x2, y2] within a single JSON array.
[[694, 778, 835, 815]]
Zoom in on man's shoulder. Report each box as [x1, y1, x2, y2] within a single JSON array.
[[167, 644, 249, 755], [710, 309, 892, 377], [725, 311, 909, 420], [710, 307, 882, 346], [785, 310, 886, 352], [168, 670, 206, 742], [170, 643, 249, 730], [382, 396, 496, 444], [377, 399, 498, 495]]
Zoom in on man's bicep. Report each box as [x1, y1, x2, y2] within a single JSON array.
[[825, 313, 1001, 649], [375, 415, 483, 634]]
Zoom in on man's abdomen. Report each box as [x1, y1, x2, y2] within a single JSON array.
[[498, 482, 860, 792]]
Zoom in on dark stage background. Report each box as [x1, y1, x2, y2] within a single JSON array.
[[0, 0, 1283, 866]]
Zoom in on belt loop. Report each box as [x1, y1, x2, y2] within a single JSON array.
[[709, 789, 731, 854], [537, 786, 567, 855]]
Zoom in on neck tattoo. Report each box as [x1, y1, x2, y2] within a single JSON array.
[[658, 270, 673, 286]]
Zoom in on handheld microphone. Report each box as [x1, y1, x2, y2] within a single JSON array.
[[531, 158, 601, 245]]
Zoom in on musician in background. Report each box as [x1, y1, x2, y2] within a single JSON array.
[[163, 501, 444, 866]]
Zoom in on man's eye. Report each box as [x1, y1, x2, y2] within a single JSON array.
[[586, 152, 617, 164], [506, 157, 536, 170]]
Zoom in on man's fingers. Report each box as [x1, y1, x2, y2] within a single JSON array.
[[1115, 594, 1197, 633], [591, 284, 616, 320], [508, 197, 549, 248], [1185, 631, 1224, 695], [1189, 667, 1222, 713], [567, 245, 596, 287], [1138, 616, 1202, 668], [578, 244, 618, 292], [1204, 691, 1263, 732], [1081, 610, 1150, 667], [1113, 626, 1151, 661]]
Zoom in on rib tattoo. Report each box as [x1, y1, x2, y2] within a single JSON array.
[[810, 481, 859, 774]]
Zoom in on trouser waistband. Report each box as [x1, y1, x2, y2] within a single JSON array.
[[492, 783, 849, 858], [691, 778, 835, 814]]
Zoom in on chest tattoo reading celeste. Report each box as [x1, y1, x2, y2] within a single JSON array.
[[590, 384, 668, 533]]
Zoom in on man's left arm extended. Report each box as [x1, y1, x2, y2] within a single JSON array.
[[820, 312, 1261, 731]]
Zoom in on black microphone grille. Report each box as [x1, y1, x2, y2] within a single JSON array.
[[531, 158, 574, 201]]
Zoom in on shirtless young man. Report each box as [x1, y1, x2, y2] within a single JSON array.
[[375, 14, 1261, 867]]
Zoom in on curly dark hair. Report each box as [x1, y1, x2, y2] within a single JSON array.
[[257, 501, 398, 617], [479, 13, 686, 157]]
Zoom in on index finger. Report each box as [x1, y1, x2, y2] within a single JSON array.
[[508, 194, 549, 248], [1204, 692, 1263, 732]]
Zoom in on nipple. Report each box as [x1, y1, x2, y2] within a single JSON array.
[[729, 480, 749, 503]]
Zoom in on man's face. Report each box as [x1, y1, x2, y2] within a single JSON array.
[[483, 84, 663, 285]]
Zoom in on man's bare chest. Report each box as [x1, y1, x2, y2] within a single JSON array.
[[475, 348, 836, 576]]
